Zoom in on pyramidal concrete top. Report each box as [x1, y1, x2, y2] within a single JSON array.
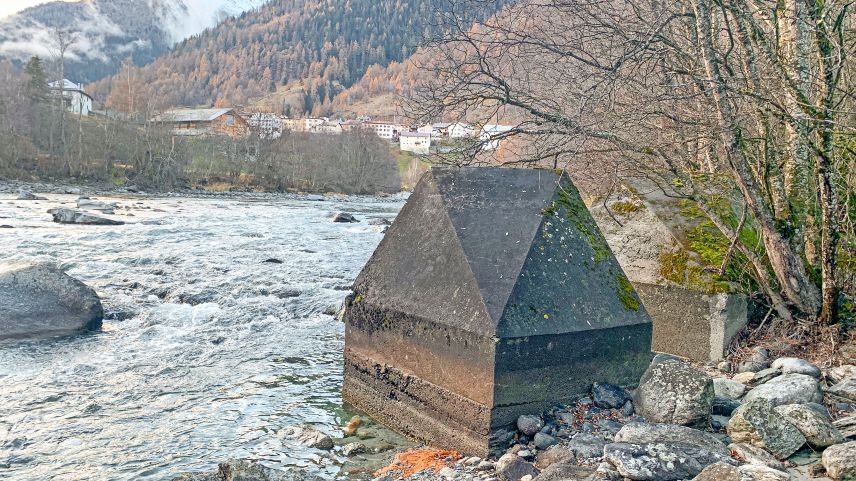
[[352, 166, 649, 338]]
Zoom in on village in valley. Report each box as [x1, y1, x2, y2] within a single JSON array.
[[53, 77, 514, 156]]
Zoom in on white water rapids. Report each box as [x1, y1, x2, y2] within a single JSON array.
[[0, 191, 405, 481]]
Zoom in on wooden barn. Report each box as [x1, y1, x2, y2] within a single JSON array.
[[153, 108, 250, 138]]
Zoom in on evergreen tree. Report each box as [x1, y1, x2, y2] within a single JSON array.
[[24, 56, 49, 103]]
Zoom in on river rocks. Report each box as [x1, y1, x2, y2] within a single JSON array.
[[835, 415, 856, 440], [342, 442, 366, 456], [0, 262, 103, 339], [828, 378, 856, 403], [332, 212, 359, 223], [691, 462, 792, 481], [739, 348, 772, 373], [592, 383, 631, 409], [822, 441, 856, 481], [633, 359, 714, 428], [728, 443, 786, 471], [534, 433, 558, 450], [714, 378, 746, 399], [742, 374, 823, 407], [713, 396, 742, 416], [518, 415, 545, 437], [774, 404, 844, 448], [614, 423, 729, 457], [171, 460, 325, 481], [827, 366, 856, 385], [48, 207, 125, 225], [496, 453, 538, 481], [727, 398, 806, 460], [566, 433, 608, 462], [533, 463, 595, 481], [535, 445, 575, 469], [771, 358, 822, 378], [17, 190, 46, 200], [602, 442, 736, 481], [278, 425, 334, 450], [733, 372, 758, 384]]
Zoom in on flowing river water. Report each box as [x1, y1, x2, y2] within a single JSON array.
[[0, 191, 407, 481]]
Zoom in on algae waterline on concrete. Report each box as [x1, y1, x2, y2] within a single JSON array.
[[342, 167, 653, 456]]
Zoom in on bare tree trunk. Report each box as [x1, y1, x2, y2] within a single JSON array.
[[694, 0, 821, 317]]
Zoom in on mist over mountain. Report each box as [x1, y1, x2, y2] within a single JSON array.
[[0, 0, 269, 84]]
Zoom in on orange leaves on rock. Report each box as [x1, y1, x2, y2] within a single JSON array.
[[374, 448, 461, 479]]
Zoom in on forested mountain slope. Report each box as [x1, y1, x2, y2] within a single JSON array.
[[89, 0, 507, 114]]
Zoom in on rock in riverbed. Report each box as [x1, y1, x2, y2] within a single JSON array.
[[633, 358, 714, 428], [17, 190, 46, 200], [603, 442, 737, 480], [0, 262, 103, 339], [171, 460, 325, 481], [727, 398, 806, 460], [48, 208, 125, 225], [332, 212, 359, 223], [278, 425, 334, 450]]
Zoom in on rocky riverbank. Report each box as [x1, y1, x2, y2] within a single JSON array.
[[176, 352, 856, 481]]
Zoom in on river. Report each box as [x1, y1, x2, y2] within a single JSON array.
[[0, 191, 406, 481]]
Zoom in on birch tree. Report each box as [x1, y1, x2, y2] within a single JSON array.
[[415, 0, 855, 323]]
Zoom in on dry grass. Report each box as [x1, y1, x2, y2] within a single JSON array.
[[727, 317, 855, 369], [374, 447, 461, 479]]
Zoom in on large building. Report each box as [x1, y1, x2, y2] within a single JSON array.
[[152, 108, 251, 138], [365, 121, 405, 140], [241, 112, 283, 139], [48, 79, 93, 116], [399, 132, 431, 155]]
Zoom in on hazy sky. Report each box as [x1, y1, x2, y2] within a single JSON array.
[[0, 1, 73, 20]]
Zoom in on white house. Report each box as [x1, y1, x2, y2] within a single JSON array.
[[418, 122, 452, 137], [400, 132, 431, 155], [480, 124, 515, 150], [303, 117, 328, 132], [365, 121, 406, 140], [242, 112, 283, 139], [312, 121, 344, 135], [48, 79, 93, 116], [448, 122, 475, 139]]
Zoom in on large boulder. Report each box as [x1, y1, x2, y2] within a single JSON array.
[[603, 442, 736, 481], [48, 208, 125, 226], [0, 263, 103, 340], [822, 441, 856, 481], [691, 462, 792, 481], [614, 423, 729, 457], [633, 359, 714, 428], [727, 398, 806, 460], [17, 190, 46, 201], [742, 374, 824, 407], [774, 404, 844, 448]]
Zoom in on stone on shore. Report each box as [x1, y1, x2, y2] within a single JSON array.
[[633, 359, 714, 428], [835, 415, 856, 440], [0, 262, 103, 340], [828, 378, 856, 403], [742, 374, 824, 407], [614, 423, 729, 457], [728, 443, 786, 471], [771, 358, 821, 378], [774, 403, 844, 448], [826, 366, 856, 385], [713, 396, 741, 416], [496, 453, 538, 481], [518, 415, 545, 437], [691, 462, 792, 481], [603, 442, 736, 481], [532, 463, 595, 481], [727, 398, 806, 460], [822, 441, 856, 481], [592, 383, 632, 409], [713, 378, 746, 399], [48, 207, 125, 225]]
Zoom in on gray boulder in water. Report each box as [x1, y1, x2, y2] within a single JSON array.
[[17, 190, 46, 201], [48, 208, 125, 225], [0, 263, 103, 339], [171, 460, 325, 481]]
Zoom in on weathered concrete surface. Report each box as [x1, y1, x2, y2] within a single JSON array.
[[636, 283, 748, 362], [342, 167, 653, 456], [0, 262, 103, 339]]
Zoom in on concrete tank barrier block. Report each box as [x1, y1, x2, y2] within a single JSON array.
[[635, 284, 748, 362], [341, 167, 653, 456]]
